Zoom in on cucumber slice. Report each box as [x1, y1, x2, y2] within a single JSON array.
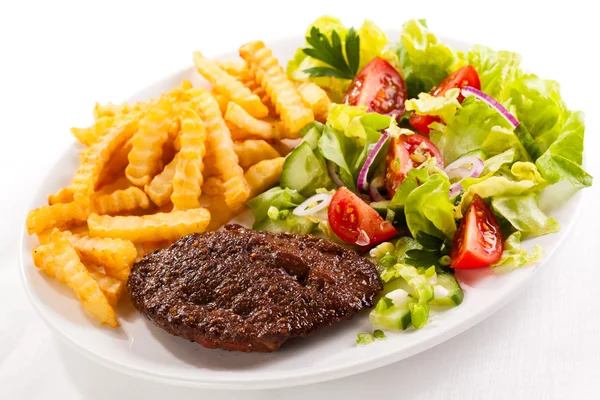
[[429, 272, 464, 306], [301, 125, 322, 150], [280, 142, 333, 197], [253, 214, 316, 235], [369, 303, 411, 330], [370, 200, 406, 225]]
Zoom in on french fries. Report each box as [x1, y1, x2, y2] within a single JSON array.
[[224, 102, 276, 140], [234, 139, 280, 169], [126, 105, 172, 186], [27, 201, 88, 234], [193, 51, 268, 118], [240, 41, 314, 135], [145, 153, 179, 207], [65, 232, 136, 281], [297, 82, 330, 121], [194, 91, 250, 210], [32, 230, 118, 327], [71, 116, 115, 147], [245, 157, 285, 198], [48, 187, 74, 205], [202, 176, 225, 196], [86, 264, 125, 306], [92, 186, 150, 215], [216, 60, 250, 80], [171, 109, 207, 210], [88, 208, 211, 242]]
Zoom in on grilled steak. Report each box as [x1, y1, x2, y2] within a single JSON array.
[[128, 224, 382, 352]]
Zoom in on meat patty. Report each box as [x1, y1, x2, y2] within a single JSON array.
[[128, 224, 382, 352]]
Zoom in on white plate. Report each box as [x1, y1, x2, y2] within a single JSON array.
[[19, 32, 585, 389]]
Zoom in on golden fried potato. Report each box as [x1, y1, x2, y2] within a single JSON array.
[[95, 175, 131, 195], [224, 102, 276, 140], [202, 194, 239, 231], [71, 116, 115, 147], [92, 186, 150, 215], [194, 91, 250, 210], [240, 41, 313, 134], [202, 176, 225, 196], [144, 153, 179, 207], [126, 105, 173, 187], [96, 140, 132, 190], [71, 117, 139, 205], [65, 232, 136, 281], [193, 51, 268, 118], [32, 230, 118, 327], [211, 89, 230, 115], [139, 241, 172, 257], [26, 201, 88, 235], [86, 264, 124, 306], [48, 187, 74, 205], [234, 139, 280, 169], [244, 157, 285, 198], [297, 82, 330, 121], [216, 60, 250, 80], [88, 208, 211, 242], [93, 102, 144, 120], [271, 139, 296, 156], [171, 109, 207, 210]]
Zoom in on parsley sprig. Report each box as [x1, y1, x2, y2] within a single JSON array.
[[405, 232, 452, 272], [302, 27, 360, 80]]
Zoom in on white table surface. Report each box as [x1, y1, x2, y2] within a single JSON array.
[[2, 1, 599, 398]]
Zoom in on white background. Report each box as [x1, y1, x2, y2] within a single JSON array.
[[1, 1, 599, 398]]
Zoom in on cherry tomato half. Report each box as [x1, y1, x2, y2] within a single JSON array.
[[343, 57, 407, 120], [328, 187, 397, 247], [385, 134, 444, 198], [409, 65, 481, 135], [450, 194, 504, 269]]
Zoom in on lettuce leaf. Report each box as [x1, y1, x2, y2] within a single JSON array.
[[491, 232, 543, 270], [481, 125, 531, 161], [491, 194, 559, 236], [467, 45, 522, 103], [405, 173, 456, 239], [247, 186, 305, 222], [396, 19, 465, 99], [404, 88, 461, 121], [287, 16, 397, 101]]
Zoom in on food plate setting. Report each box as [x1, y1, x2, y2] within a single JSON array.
[[20, 16, 591, 389]]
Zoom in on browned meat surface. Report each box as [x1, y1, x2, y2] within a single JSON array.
[[128, 224, 382, 352]]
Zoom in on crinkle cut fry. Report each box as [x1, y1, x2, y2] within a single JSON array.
[[245, 157, 285, 198], [144, 153, 179, 207], [224, 102, 276, 140], [70, 118, 139, 206], [92, 186, 150, 215], [32, 230, 118, 327], [86, 264, 125, 306], [239, 41, 313, 135], [87, 208, 211, 242], [233, 139, 280, 169], [297, 82, 330, 121], [194, 91, 250, 210], [26, 201, 88, 235], [193, 51, 268, 119], [171, 108, 207, 210]]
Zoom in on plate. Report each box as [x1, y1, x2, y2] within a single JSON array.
[[19, 32, 584, 389]]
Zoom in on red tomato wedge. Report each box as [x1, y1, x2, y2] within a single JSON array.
[[385, 134, 444, 198], [409, 65, 481, 135], [450, 194, 504, 269], [343, 57, 407, 120], [328, 187, 397, 247]]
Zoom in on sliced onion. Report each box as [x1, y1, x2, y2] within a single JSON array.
[[293, 193, 332, 217], [355, 229, 370, 246], [444, 155, 484, 180], [449, 181, 463, 198], [357, 131, 390, 192], [368, 176, 385, 202], [461, 86, 519, 128], [326, 161, 345, 188]]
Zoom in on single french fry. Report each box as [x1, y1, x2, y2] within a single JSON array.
[[202, 176, 225, 196], [240, 41, 313, 134], [65, 232, 136, 281], [86, 264, 124, 307], [193, 51, 268, 118], [71, 117, 116, 147], [26, 201, 88, 235], [211, 89, 230, 115], [95, 175, 131, 195], [145, 153, 179, 207], [32, 230, 118, 327], [202, 194, 238, 231], [194, 91, 250, 210], [96, 139, 132, 190], [92, 186, 150, 215], [244, 157, 285, 198], [126, 105, 172, 187], [297, 82, 330, 121], [234, 139, 280, 169], [93, 102, 144, 120], [71, 117, 139, 205], [224, 102, 276, 140], [88, 208, 211, 242], [171, 109, 207, 210], [216, 60, 250, 80], [48, 187, 74, 205]]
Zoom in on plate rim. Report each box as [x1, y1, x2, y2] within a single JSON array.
[[18, 32, 587, 389]]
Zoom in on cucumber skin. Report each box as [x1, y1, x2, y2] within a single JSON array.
[[429, 273, 464, 307], [280, 142, 333, 197]]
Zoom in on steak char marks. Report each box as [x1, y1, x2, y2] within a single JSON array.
[[128, 224, 382, 352]]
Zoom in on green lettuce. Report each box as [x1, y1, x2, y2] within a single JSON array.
[[491, 194, 559, 236], [405, 173, 456, 240], [287, 16, 398, 101], [247, 187, 305, 222], [404, 88, 461, 120], [491, 232, 543, 270], [396, 19, 465, 99], [467, 45, 522, 103], [481, 126, 531, 161]]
